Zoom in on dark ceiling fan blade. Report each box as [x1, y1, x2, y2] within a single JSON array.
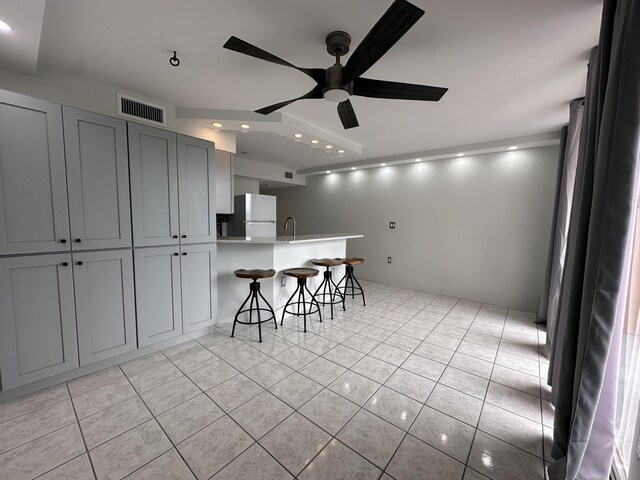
[[255, 85, 324, 115], [224, 36, 325, 86], [342, 0, 424, 83], [337, 100, 359, 129], [353, 77, 447, 101]]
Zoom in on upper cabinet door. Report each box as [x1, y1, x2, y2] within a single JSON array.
[[128, 123, 179, 247], [73, 250, 137, 366], [178, 135, 216, 244], [215, 150, 234, 214], [63, 107, 132, 250], [181, 243, 217, 333], [0, 92, 70, 255], [0, 254, 78, 389]]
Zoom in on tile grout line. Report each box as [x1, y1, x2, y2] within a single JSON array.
[[64, 382, 99, 480]]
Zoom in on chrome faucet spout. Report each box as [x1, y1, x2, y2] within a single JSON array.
[[283, 217, 296, 238]]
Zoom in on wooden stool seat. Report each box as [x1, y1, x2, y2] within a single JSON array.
[[283, 268, 319, 279], [234, 269, 276, 280], [311, 258, 344, 267], [343, 257, 364, 266]]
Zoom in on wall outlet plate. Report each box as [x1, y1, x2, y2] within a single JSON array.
[[389, 222, 396, 229], [388, 257, 392, 263]]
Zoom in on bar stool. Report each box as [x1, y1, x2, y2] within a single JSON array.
[[311, 258, 345, 319], [232, 269, 277, 343], [281, 268, 322, 333], [336, 258, 366, 306]]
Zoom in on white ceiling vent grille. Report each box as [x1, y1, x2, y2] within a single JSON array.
[[117, 93, 167, 127]]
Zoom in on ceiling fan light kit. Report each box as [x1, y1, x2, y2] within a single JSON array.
[[223, 0, 448, 129]]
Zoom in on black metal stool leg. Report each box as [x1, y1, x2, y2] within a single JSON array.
[[313, 267, 344, 319], [352, 271, 366, 306], [233, 279, 277, 342], [300, 279, 307, 332], [305, 281, 323, 323], [258, 287, 277, 330], [232, 288, 254, 338], [255, 288, 262, 343], [281, 286, 299, 326]]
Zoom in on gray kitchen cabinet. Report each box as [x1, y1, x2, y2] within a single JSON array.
[[0, 91, 70, 255], [181, 243, 217, 333], [128, 123, 180, 247], [63, 107, 132, 250], [134, 246, 182, 347], [73, 250, 136, 366], [215, 149, 234, 214], [178, 135, 217, 244], [0, 254, 78, 389]]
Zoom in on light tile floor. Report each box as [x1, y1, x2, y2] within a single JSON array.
[[0, 281, 553, 480]]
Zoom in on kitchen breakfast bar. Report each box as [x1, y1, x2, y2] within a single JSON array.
[[216, 234, 363, 325]]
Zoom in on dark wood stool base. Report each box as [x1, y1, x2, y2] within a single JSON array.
[[232, 279, 277, 343], [281, 277, 322, 333], [336, 262, 366, 306]]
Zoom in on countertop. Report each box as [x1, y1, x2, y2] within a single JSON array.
[[217, 233, 363, 245]]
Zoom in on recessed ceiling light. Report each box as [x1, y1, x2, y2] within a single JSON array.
[[311, 139, 319, 144], [350, 167, 356, 171], [415, 158, 421, 162], [0, 19, 13, 33], [293, 133, 302, 138], [457, 153, 464, 157], [240, 124, 250, 129], [211, 122, 223, 128], [337, 149, 345, 154], [508, 146, 518, 150], [380, 163, 386, 166], [325, 145, 333, 149], [326, 170, 331, 174]]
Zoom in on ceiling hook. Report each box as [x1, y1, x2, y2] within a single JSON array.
[[169, 51, 180, 67]]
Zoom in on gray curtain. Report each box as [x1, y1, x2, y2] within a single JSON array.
[[542, 101, 584, 372], [548, 0, 640, 477], [538, 126, 568, 325]]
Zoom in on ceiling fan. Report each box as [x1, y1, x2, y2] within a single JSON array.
[[223, 0, 447, 129]]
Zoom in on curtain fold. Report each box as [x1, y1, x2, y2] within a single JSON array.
[[538, 126, 568, 325], [544, 101, 584, 372], [548, 0, 640, 478]]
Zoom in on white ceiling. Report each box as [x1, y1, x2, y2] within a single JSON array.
[[1, 0, 601, 169]]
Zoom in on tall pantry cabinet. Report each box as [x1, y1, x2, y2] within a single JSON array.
[[0, 91, 219, 390]]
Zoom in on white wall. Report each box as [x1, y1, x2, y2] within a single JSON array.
[[234, 157, 305, 186], [0, 66, 235, 151], [234, 176, 260, 196], [269, 146, 559, 311]]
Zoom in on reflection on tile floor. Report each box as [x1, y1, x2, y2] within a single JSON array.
[[0, 281, 551, 480]]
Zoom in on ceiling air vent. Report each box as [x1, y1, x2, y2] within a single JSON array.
[[117, 93, 167, 127], [284, 171, 293, 179]]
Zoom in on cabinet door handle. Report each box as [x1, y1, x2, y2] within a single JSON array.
[[173, 252, 179, 256], [60, 239, 67, 244], [172, 235, 178, 239], [182, 252, 188, 256], [76, 261, 83, 266], [75, 238, 82, 243], [181, 235, 187, 238], [61, 262, 69, 267]]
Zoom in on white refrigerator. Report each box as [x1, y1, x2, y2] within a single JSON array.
[[229, 194, 277, 237]]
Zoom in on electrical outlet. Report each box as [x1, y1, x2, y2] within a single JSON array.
[[388, 257, 392, 264], [389, 221, 396, 229]]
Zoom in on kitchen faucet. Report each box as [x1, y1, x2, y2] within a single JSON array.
[[283, 216, 296, 238]]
